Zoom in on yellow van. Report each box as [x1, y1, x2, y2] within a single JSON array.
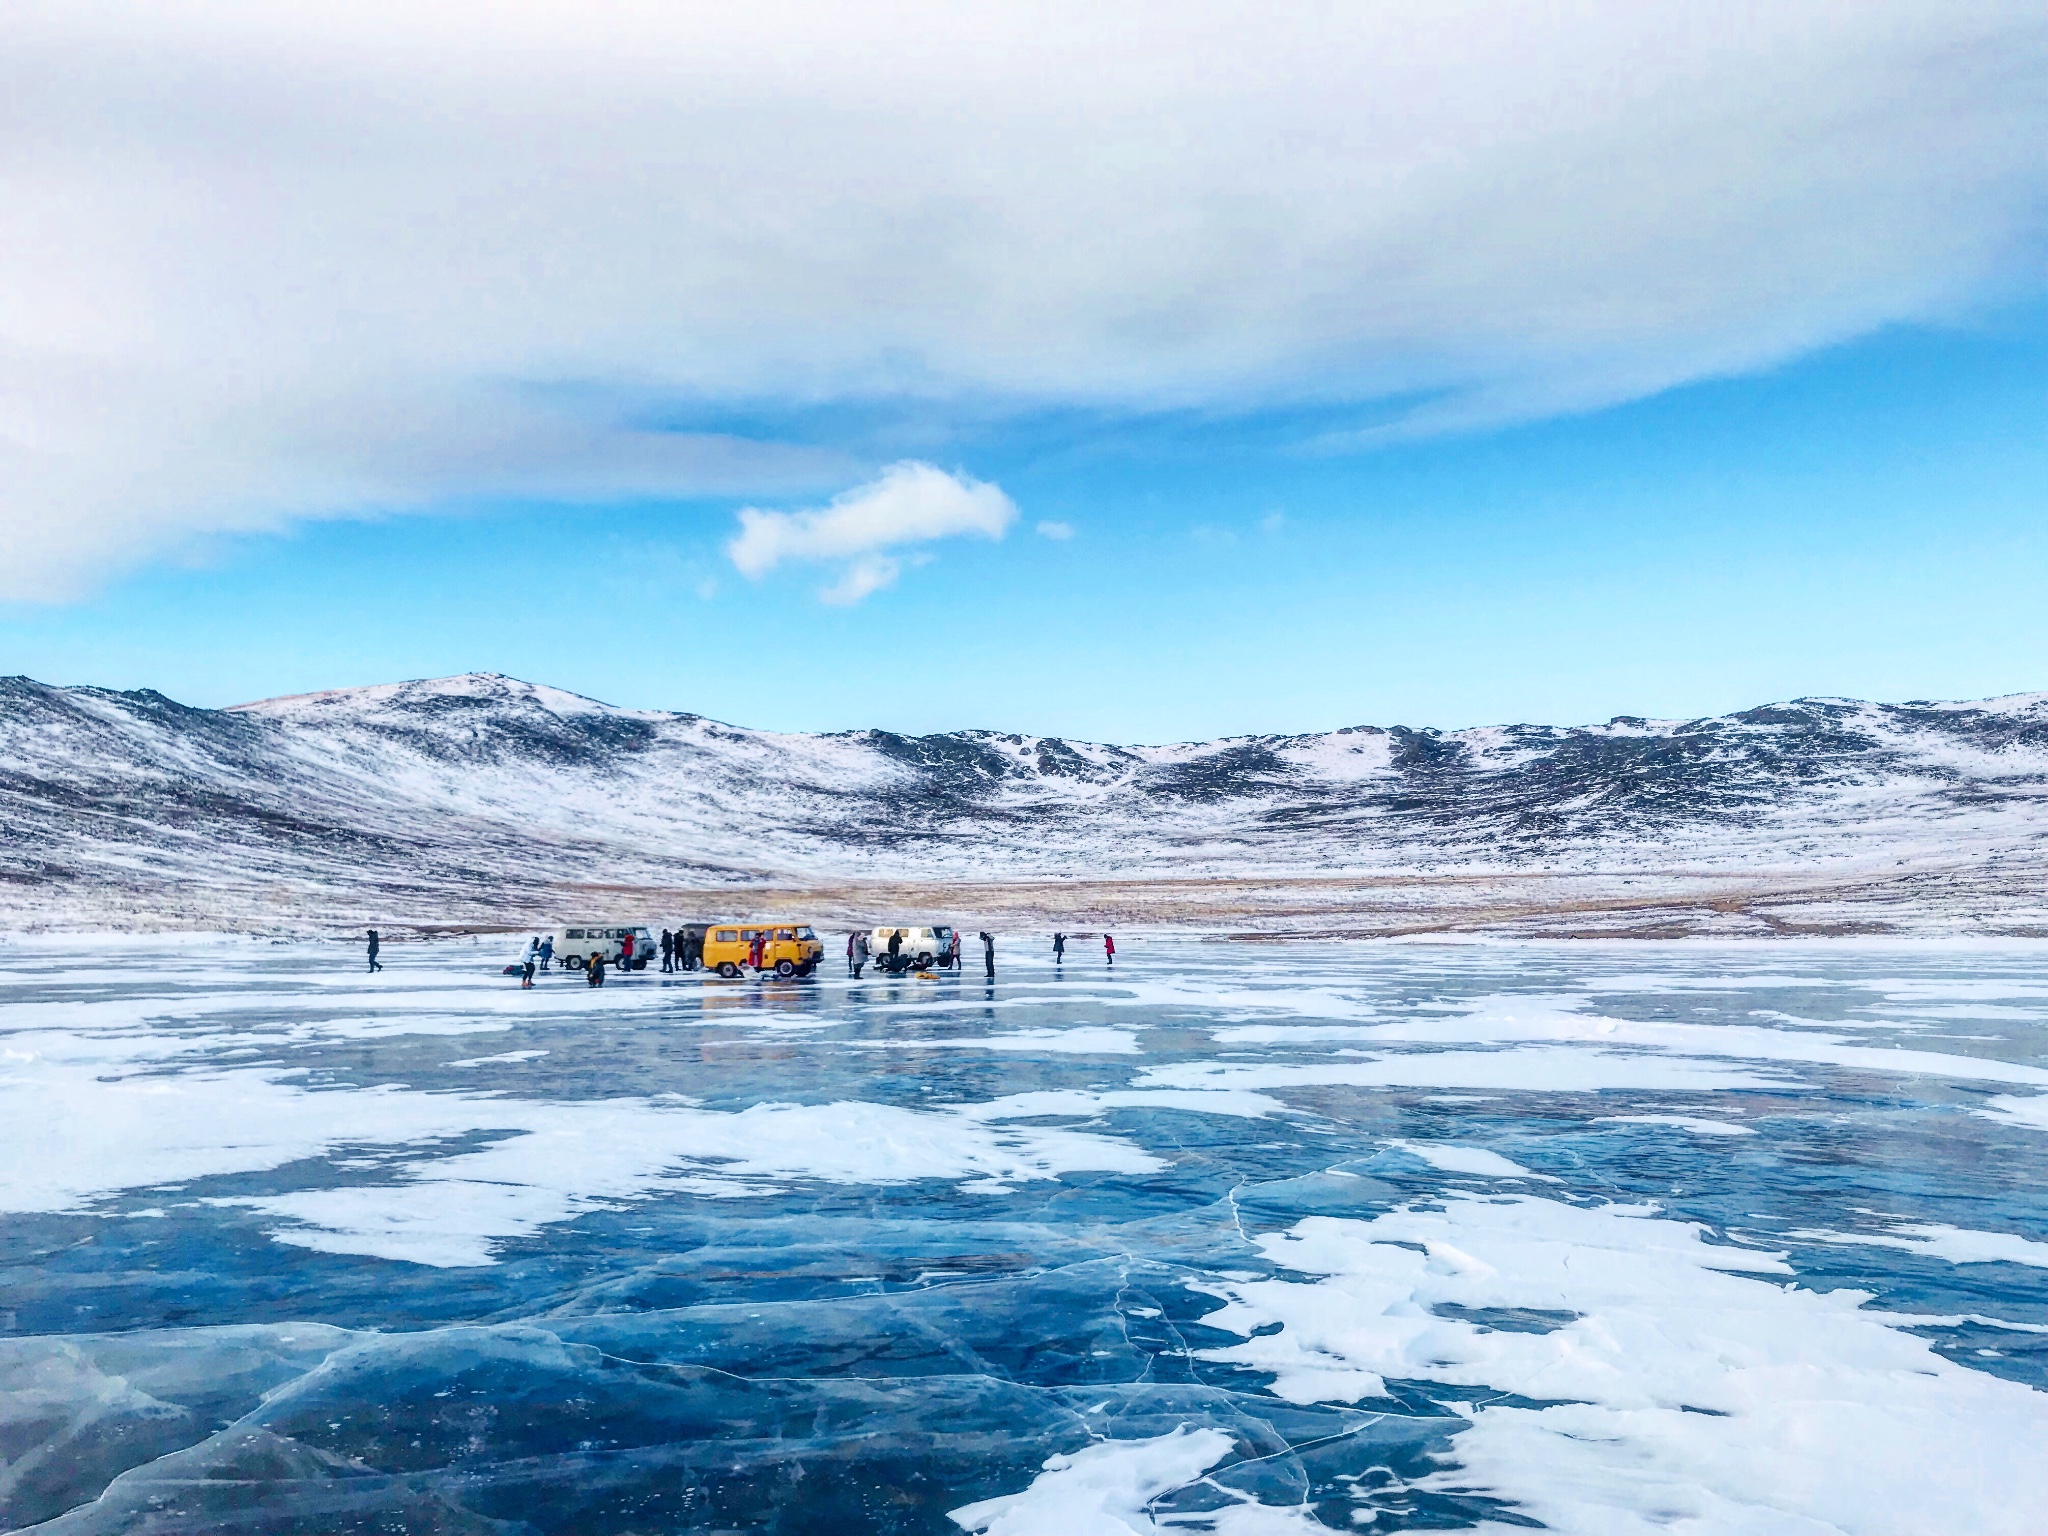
[[701, 923, 825, 979]]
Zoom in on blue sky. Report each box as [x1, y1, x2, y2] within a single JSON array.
[[6, 308, 2040, 741], [3, 3, 2041, 741]]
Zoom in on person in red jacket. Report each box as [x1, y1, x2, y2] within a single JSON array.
[[748, 930, 766, 973], [619, 930, 636, 970], [1104, 932, 1115, 966]]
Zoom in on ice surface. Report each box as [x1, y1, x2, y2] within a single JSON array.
[[949, 1427, 1241, 1535], [1790, 1221, 2048, 1268], [1596, 1113, 1758, 1136], [1380, 1141, 1553, 1180], [3, 935, 2045, 1533], [1198, 1197, 2048, 1534]]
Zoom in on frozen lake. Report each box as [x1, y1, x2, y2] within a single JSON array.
[[4, 935, 2047, 1534]]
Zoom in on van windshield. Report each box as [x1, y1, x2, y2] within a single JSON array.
[[796, 927, 816, 940]]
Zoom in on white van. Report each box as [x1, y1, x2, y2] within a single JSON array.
[[548, 924, 654, 971], [868, 926, 947, 970]]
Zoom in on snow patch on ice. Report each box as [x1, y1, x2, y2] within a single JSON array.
[[949, 1426, 1279, 1536], [1792, 1222, 2048, 1269], [1199, 1196, 2048, 1534], [1597, 1114, 1758, 1136], [446, 1050, 549, 1067], [864, 1027, 1141, 1055], [1383, 1140, 1554, 1180]]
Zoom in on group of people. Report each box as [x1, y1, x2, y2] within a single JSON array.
[[844, 928, 970, 978], [510, 934, 557, 986], [376, 924, 1121, 985], [658, 928, 703, 972], [841, 929, 1114, 979]]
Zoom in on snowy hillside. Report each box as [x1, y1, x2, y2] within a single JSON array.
[[3, 673, 2046, 934]]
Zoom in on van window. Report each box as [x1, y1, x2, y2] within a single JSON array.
[[796, 927, 816, 940], [566, 928, 584, 940], [775, 929, 793, 940], [714, 930, 737, 942], [741, 928, 761, 941]]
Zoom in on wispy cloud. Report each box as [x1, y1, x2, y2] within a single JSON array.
[[1, 2, 2039, 597], [1036, 521, 1076, 541], [728, 462, 1017, 603]]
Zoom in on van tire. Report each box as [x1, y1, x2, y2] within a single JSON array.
[[796, 961, 814, 977], [566, 955, 587, 970], [717, 962, 740, 979], [775, 959, 796, 978], [915, 952, 933, 969]]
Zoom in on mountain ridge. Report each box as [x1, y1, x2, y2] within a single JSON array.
[[4, 672, 2046, 936]]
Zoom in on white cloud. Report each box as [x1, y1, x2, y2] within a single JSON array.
[[1035, 521, 1076, 541], [727, 461, 1017, 602], [820, 555, 901, 606], [0, 1, 2041, 597]]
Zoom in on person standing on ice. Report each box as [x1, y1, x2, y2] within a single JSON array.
[[1053, 932, 1065, 964], [366, 929, 382, 973], [588, 951, 606, 987], [538, 935, 553, 969], [659, 929, 673, 973], [852, 930, 870, 978], [1104, 932, 1115, 966], [980, 930, 995, 980], [846, 931, 856, 976], [521, 945, 537, 989], [619, 930, 636, 971], [748, 930, 766, 974]]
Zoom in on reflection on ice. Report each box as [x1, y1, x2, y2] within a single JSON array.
[[2, 934, 2045, 1533]]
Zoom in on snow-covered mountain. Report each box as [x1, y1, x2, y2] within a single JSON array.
[[4, 672, 2046, 935]]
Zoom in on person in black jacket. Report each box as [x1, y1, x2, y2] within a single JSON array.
[[367, 929, 382, 973], [660, 929, 675, 973], [980, 930, 995, 980]]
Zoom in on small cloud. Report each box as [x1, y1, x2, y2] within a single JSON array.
[[694, 577, 719, 601], [1258, 509, 1286, 534], [727, 461, 1017, 603], [1190, 524, 1238, 548], [1035, 520, 1075, 540], [820, 554, 900, 605]]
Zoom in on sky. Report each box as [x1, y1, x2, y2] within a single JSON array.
[[1, 1, 2043, 741]]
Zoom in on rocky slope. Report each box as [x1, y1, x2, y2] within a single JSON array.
[[2, 673, 2045, 935]]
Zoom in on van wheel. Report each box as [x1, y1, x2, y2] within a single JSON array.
[[717, 962, 740, 979], [775, 959, 796, 978], [915, 953, 933, 969], [566, 955, 587, 970], [796, 960, 814, 977]]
